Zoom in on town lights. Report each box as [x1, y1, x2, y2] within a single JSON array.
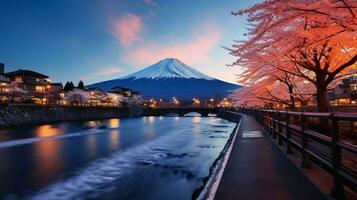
[[172, 97, 179, 105], [219, 98, 231, 108], [149, 98, 157, 108], [192, 97, 200, 106]]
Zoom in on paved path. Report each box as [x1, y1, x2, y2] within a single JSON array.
[[214, 114, 326, 200]]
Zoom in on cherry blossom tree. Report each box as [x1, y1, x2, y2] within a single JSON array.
[[230, 0, 357, 112], [65, 89, 90, 106]]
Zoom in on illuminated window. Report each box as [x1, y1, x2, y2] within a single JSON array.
[[351, 84, 357, 91], [15, 76, 22, 82], [35, 86, 44, 92], [36, 78, 40, 82]]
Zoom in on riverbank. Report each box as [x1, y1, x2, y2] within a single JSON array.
[[194, 111, 242, 199], [0, 104, 143, 129]]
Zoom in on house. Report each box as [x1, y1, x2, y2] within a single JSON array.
[[0, 63, 11, 102], [4, 66, 63, 104], [328, 75, 357, 105], [88, 88, 108, 106], [5, 69, 50, 104], [47, 83, 64, 104], [111, 86, 140, 97]]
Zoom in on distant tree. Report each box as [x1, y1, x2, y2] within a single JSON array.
[[63, 81, 70, 92], [64, 81, 75, 91], [77, 80, 84, 89], [68, 82, 75, 91]]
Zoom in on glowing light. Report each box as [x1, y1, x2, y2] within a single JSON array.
[[109, 118, 120, 128]]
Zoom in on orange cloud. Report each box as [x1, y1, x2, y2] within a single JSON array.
[[123, 23, 222, 66], [96, 66, 122, 76], [113, 14, 143, 47]]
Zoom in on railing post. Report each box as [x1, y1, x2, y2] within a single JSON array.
[[285, 112, 292, 154], [264, 111, 268, 129], [330, 114, 345, 199], [272, 112, 277, 139], [270, 111, 273, 135], [278, 111, 283, 145], [301, 113, 310, 168]]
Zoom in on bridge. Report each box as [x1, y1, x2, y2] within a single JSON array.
[[150, 107, 219, 116]]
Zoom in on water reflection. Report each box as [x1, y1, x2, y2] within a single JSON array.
[[87, 121, 97, 128], [86, 135, 98, 159], [148, 116, 155, 124], [34, 140, 63, 187], [109, 130, 120, 150], [193, 116, 201, 123], [35, 125, 60, 137], [109, 119, 120, 128]]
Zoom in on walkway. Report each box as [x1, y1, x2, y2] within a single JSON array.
[[214, 114, 327, 200]]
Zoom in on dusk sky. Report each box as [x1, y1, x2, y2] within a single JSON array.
[[0, 0, 260, 84]]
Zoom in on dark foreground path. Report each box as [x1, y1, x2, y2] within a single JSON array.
[[214, 114, 326, 200]]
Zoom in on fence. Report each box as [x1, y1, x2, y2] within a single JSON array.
[[241, 109, 356, 199]]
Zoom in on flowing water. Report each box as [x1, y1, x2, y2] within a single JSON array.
[[0, 116, 235, 200]]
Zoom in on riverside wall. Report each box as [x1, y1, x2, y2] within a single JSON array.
[[0, 104, 142, 129]]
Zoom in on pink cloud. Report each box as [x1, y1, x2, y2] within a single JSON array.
[[113, 14, 143, 47], [124, 24, 222, 66], [96, 66, 122, 76]]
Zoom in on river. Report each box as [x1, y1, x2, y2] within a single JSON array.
[[0, 116, 235, 200]]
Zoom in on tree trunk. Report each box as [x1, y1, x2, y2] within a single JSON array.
[[315, 73, 329, 113], [288, 86, 296, 111], [316, 86, 329, 112]]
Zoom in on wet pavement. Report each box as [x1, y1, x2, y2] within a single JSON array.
[[214, 114, 327, 200]]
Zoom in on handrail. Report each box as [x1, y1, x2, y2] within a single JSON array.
[[241, 108, 356, 199]]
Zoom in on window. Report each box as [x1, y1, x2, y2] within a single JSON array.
[[35, 86, 44, 92], [15, 76, 22, 83], [351, 84, 357, 91], [36, 78, 40, 82]]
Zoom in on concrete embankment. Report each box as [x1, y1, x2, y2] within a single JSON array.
[[193, 111, 242, 199], [0, 105, 142, 129]]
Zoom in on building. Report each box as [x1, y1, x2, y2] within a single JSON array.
[[327, 75, 357, 105], [5, 69, 50, 104], [3, 66, 63, 105], [111, 86, 140, 97], [47, 83, 64, 104], [0, 63, 11, 102]]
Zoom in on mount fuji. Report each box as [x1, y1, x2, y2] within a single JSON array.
[[88, 58, 241, 100]]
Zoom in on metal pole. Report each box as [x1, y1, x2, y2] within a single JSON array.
[[278, 111, 283, 145], [301, 113, 310, 168], [272, 112, 277, 139], [330, 114, 346, 199], [286, 112, 292, 154]]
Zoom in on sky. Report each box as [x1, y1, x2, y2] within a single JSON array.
[[0, 0, 261, 85]]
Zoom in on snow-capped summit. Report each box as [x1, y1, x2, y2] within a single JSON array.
[[89, 58, 241, 100], [120, 58, 214, 80]]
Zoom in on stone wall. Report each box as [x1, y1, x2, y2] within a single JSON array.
[[0, 105, 142, 129]]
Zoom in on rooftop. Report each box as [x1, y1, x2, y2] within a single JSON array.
[[5, 69, 49, 78]]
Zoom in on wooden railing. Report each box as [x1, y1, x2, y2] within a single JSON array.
[[241, 108, 356, 199]]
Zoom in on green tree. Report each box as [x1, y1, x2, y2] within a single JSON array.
[[68, 82, 75, 91], [63, 81, 70, 92], [77, 80, 84, 89]]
